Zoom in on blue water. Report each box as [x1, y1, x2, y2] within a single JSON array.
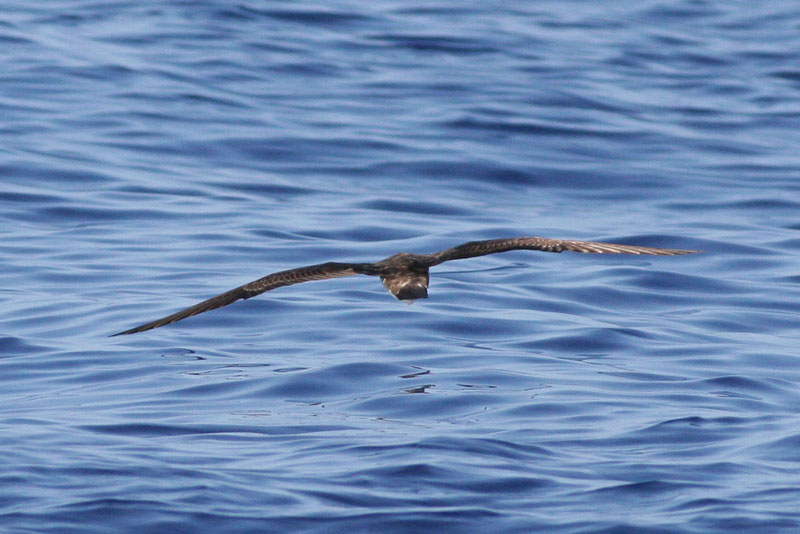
[[3, 1, 800, 532]]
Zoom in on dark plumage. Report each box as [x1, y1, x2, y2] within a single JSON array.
[[112, 236, 698, 335]]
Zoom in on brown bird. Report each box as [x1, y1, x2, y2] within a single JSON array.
[[112, 236, 698, 336]]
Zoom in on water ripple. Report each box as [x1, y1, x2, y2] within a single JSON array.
[[2, 1, 800, 533]]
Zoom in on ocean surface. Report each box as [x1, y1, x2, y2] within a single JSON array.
[[3, 1, 800, 532]]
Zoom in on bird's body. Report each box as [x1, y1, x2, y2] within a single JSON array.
[[112, 236, 698, 336]]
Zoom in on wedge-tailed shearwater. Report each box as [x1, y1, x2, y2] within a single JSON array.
[[112, 236, 698, 335]]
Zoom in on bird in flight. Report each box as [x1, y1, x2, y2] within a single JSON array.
[[112, 236, 698, 336]]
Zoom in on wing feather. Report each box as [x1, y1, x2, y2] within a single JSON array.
[[112, 262, 364, 335], [427, 237, 698, 266]]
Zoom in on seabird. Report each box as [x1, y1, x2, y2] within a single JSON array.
[[112, 236, 698, 335]]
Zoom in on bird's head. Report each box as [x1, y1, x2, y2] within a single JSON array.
[[371, 252, 431, 300], [374, 254, 428, 300], [381, 272, 429, 300]]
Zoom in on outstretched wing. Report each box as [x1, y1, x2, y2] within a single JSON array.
[[112, 262, 366, 335], [427, 237, 698, 266]]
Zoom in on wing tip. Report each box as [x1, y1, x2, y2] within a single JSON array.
[[110, 324, 154, 336], [665, 248, 702, 255]]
